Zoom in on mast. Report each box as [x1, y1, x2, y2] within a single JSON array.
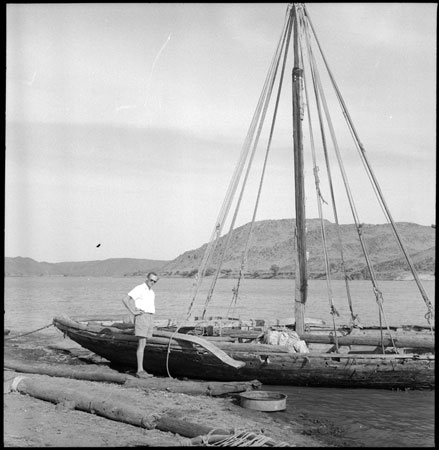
[[292, 4, 307, 336]]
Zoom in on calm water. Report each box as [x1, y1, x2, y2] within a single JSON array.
[[4, 276, 435, 447]]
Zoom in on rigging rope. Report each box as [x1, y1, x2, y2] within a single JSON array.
[[303, 31, 358, 326], [299, 8, 399, 352], [303, 3, 433, 329], [185, 43, 282, 319], [298, 9, 340, 351], [186, 7, 292, 320], [186, 3, 431, 350], [200, 7, 294, 319], [300, 9, 359, 328], [164, 7, 297, 374], [298, 6, 401, 352], [223, 7, 295, 316]]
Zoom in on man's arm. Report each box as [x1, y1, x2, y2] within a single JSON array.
[[122, 295, 142, 315]]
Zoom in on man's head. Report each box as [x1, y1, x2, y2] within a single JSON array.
[[146, 272, 158, 288]]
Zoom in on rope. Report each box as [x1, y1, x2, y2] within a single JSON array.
[[303, 23, 358, 325], [165, 334, 175, 379], [191, 8, 293, 317], [218, 6, 295, 316], [211, 429, 290, 447], [226, 280, 241, 319], [299, 10, 340, 351], [164, 317, 198, 379], [163, 316, 222, 379], [303, 3, 433, 326], [199, 7, 294, 320], [4, 323, 54, 341], [297, 7, 398, 344]]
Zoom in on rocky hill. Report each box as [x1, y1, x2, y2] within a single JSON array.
[[5, 219, 435, 280], [160, 219, 435, 281]]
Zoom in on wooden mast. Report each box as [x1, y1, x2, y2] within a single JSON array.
[[292, 4, 307, 336]]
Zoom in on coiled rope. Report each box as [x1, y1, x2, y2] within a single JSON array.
[[211, 429, 290, 447]]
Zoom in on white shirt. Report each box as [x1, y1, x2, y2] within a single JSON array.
[[128, 282, 155, 314]]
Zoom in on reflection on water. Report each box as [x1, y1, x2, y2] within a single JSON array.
[[4, 276, 435, 447]]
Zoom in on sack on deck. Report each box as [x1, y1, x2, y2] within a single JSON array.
[[261, 328, 309, 353]]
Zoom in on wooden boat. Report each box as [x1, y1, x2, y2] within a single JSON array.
[[53, 4, 434, 389], [53, 314, 434, 389]]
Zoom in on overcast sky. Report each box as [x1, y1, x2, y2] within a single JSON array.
[[6, 3, 436, 263]]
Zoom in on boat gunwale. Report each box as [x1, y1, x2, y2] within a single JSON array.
[[53, 315, 435, 361]]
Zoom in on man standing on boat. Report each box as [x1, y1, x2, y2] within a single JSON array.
[[122, 272, 158, 378]]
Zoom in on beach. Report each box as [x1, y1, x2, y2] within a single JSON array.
[[4, 276, 435, 447], [4, 331, 348, 447]]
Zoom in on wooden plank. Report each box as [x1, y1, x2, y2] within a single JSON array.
[[301, 331, 434, 350], [70, 314, 127, 323], [154, 330, 245, 369], [226, 331, 262, 340], [216, 342, 291, 353]]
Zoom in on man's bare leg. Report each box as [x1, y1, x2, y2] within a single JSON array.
[[136, 337, 146, 373]]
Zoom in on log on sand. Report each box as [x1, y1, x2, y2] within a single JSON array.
[[125, 377, 262, 396], [155, 415, 232, 438], [5, 375, 156, 429], [4, 358, 128, 384], [5, 374, 234, 442], [4, 358, 261, 396]]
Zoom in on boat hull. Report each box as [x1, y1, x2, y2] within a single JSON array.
[[53, 316, 434, 390]]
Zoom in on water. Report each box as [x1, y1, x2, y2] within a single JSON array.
[[4, 276, 435, 447], [267, 386, 434, 447]]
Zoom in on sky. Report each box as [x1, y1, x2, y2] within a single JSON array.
[[5, 3, 436, 263]]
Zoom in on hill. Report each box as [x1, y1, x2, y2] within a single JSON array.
[[4, 257, 64, 277], [5, 219, 435, 280], [4, 257, 167, 277], [160, 219, 435, 281]]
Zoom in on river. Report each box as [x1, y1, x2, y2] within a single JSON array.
[[4, 276, 435, 447]]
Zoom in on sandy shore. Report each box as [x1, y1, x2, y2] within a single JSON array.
[[3, 331, 353, 447]]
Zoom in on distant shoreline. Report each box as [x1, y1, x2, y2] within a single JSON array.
[[4, 273, 435, 281]]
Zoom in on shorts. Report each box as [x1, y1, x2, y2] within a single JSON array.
[[134, 312, 154, 338]]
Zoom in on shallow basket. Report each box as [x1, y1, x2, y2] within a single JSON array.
[[239, 390, 287, 412]]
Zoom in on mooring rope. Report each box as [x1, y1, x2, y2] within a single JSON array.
[[4, 323, 54, 341]]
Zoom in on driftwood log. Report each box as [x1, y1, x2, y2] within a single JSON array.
[[5, 374, 235, 442], [155, 415, 232, 438], [5, 375, 157, 428], [4, 358, 128, 383], [125, 377, 262, 396], [4, 358, 261, 396]]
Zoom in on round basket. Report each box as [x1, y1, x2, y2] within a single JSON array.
[[239, 390, 287, 411]]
